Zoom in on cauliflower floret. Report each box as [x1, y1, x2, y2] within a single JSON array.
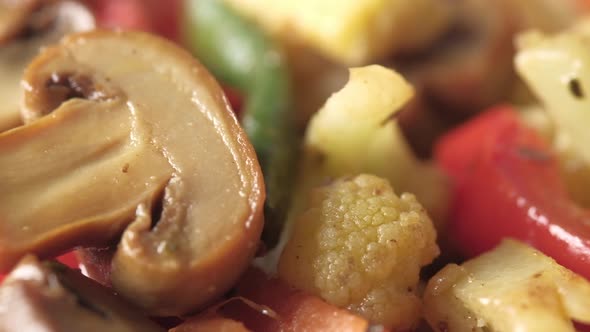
[[301, 65, 449, 229], [278, 174, 439, 330]]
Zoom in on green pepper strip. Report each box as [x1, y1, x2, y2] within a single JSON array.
[[182, 0, 297, 247]]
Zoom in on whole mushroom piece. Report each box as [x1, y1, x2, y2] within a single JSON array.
[[0, 30, 265, 316], [0, 0, 94, 132]]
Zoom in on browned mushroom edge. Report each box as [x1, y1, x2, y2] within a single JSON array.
[[0, 30, 265, 316], [0, 0, 95, 132]]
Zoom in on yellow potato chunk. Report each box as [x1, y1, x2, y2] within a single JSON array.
[[516, 21, 590, 166], [424, 240, 590, 332], [278, 174, 439, 330], [223, 0, 453, 65], [515, 19, 590, 207]]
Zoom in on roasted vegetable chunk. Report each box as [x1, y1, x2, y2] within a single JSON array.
[[424, 240, 590, 332], [279, 174, 438, 330], [222, 0, 454, 64], [296, 65, 448, 228]]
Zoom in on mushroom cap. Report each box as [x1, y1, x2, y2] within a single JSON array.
[[0, 0, 40, 45], [0, 30, 265, 315], [0, 0, 94, 132]]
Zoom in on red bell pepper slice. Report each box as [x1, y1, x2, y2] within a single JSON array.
[[435, 106, 590, 280]]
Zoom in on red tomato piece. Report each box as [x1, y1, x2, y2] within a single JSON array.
[[86, 0, 182, 41], [143, 0, 181, 41], [86, 0, 154, 32], [575, 322, 590, 332], [223, 86, 244, 117], [170, 316, 251, 332], [221, 268, 376, 332], [56, 252, 80, 269], [435, 106, 590, 280]]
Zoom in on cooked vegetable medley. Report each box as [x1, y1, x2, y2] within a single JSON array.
[[2, 0, 590, 331]]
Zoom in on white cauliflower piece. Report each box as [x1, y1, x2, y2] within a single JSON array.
[[302, 65, 449, 228], [257, 66, 446, 283], [278, 174, 439, 330], [424, 239, 590, 332]]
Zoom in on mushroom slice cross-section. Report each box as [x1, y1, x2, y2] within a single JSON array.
[[0, 30, 265, 316], [0, 0, 95, 132], [0, 0, 40, 44]]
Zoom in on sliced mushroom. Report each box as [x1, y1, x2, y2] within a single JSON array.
[[0, 0, 40, 45], [396, 0, 578, 118], [0, 30, 265, 315], [397, 0, 517, 116], [0, 0, 94, 132], [0, 255, 164, 332]]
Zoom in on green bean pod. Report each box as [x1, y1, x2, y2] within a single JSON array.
[[182, 0, 297, 247]]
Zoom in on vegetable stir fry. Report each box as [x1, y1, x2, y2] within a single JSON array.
[[2, 0, 590, 331]]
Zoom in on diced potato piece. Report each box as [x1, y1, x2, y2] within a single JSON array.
[[278, 174, 438, 330], [515, 21, 590, 206], [516, 22, 590, 165], [223, 0, 453, 65], [424, 239, 590, 332]]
